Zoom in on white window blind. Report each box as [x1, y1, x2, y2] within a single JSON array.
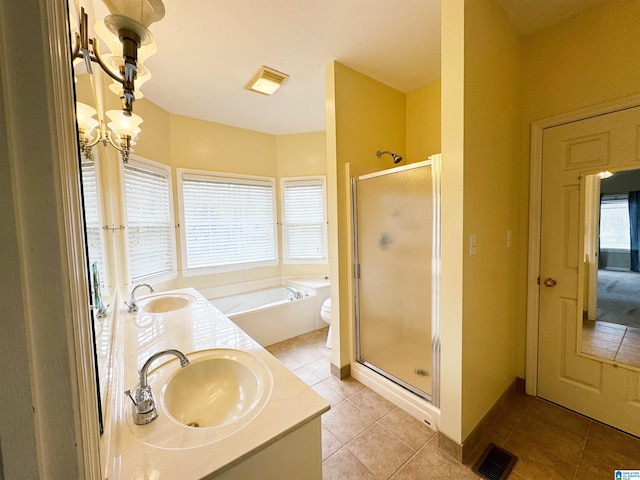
[[600, 195, 631, 250], [123, 161, 175, 282], [282, 177, 327, 262], [80, 159, 106, 285], [181, 174, 276, 270]]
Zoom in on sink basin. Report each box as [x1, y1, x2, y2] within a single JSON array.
[[126, 348, 273, 449], [162, 348, 271, 428], [161, 349, 272, 429], [139, 293, 195, 313]]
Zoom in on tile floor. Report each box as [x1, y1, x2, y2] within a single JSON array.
[[266, 327, 640, 479], [582, 319, 640, 367]]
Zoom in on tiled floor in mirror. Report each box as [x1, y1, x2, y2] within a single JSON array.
[[266, 327, 640, 479]]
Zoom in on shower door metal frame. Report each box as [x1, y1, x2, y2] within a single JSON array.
[[352, 156, 441, 407]]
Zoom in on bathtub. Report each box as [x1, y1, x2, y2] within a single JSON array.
[[209, 286, 322, 346]]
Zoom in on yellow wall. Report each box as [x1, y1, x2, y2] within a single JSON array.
[[461, 0, 522, 441], [407, 79, 441, 163], [131, 98, 172, 165], [328, 62, 407, 370], [516, 0, 640, 376], [440, 0, 465, 445]]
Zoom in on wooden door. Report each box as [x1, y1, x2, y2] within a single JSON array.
[[538, 106, 640, 436]]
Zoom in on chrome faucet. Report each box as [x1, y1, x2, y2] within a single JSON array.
[[125, 349, 190, 425], [285, 285, 304, 300], [125, 283, 154, 313]]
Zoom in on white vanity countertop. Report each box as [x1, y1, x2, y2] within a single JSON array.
[[102, 287, 329, 480]]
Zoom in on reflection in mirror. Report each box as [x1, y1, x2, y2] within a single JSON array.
[[581, 168, 640, 368]]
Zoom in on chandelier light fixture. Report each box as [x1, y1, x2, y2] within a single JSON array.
[[76, 101, 143, 163], [72, 0, 164, 162]]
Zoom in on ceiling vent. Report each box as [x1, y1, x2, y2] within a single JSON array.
[[245, 66, 289, 95]]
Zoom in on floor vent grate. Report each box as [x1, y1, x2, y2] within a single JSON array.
[[472, 443, 517, 480]]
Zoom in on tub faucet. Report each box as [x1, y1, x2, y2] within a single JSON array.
[[125, 349, 190, 425], [126, 283, 154, 313], [286, 286, 304, 300]]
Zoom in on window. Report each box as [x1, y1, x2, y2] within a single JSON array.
[[122, 157, 176, 282], [179, 170, 277, 272], [600, 195, 631, 250], [281, 176, 327, 263], [80, 158, 107, 286]]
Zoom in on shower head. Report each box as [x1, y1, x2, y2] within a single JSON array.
[[376, 150, 403, 164]]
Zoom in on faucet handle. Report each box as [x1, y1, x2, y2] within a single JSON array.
[[125, 386, 158, 424], [124, 300, 138, 313]]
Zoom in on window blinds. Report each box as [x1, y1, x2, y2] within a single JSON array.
[[182, 175, 276, 269], [282, 178, 327, 261], [80, 159, 106, 285], [123, 163, 174, 281], [600, 195, 631, 250]]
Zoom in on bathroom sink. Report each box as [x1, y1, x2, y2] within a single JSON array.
[[161, 349, 272, 429], [139, 293, 195, 313]]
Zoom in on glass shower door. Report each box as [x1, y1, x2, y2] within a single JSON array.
[[354, 161, 435, 400]]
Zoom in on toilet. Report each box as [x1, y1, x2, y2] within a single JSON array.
[[320, 298, 332, 349]]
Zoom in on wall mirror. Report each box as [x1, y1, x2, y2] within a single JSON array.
[[580, 167, 640, 369]]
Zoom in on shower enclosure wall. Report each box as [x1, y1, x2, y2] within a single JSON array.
[[352, 156, 441, 421]]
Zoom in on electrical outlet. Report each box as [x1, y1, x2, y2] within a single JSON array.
[[507, 230, 513, 248]]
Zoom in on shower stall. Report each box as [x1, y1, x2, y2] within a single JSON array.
[[352, 156, 441, 410]]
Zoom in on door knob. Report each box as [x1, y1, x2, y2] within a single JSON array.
[[543, 277, 558, 287]]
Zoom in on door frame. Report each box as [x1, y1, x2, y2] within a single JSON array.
[[526, 94, 640, 396]]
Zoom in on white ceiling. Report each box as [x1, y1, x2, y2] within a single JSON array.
[[140, 0, 441, 135], [115, 0, 604, 136]]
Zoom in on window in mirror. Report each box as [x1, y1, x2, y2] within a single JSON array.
[[122, 157, 176, 283], [600, 195, 631, 251], [80, 158, 107, 287]]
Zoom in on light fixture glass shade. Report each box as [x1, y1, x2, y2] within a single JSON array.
[[76, 102, 99, 136], [94, 19, 158, 61], [102, 0, 165, 29], [245, 66, 289, 96], [251, 78, 281, 95], [106, 109, 143, 138]]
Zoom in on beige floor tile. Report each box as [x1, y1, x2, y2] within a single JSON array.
[[305, 356, 333, 380], [581, 333, 621, 360], [322, 425, 342, 460], [378, 408, 436, 451], [264, 346, 303, 370], [413, 439, 479, 479], [322, 400, 375, 444], [581, 421, 640, 469], [504, 430, 578, 480], [512, 412, 586, 465], [312, 381, 345, 407], [614, 344, 640, 366], [592, 321, 628, 334], [292, 366, 322, 386], [389, 452, 444, 480], [323, 374, 365, 398], [623, 326, 640, 341], [347, 424, 414, 479], [348, 387, 396, 421], [581, 339, 619, 360], [322, 447, 377, 480]]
